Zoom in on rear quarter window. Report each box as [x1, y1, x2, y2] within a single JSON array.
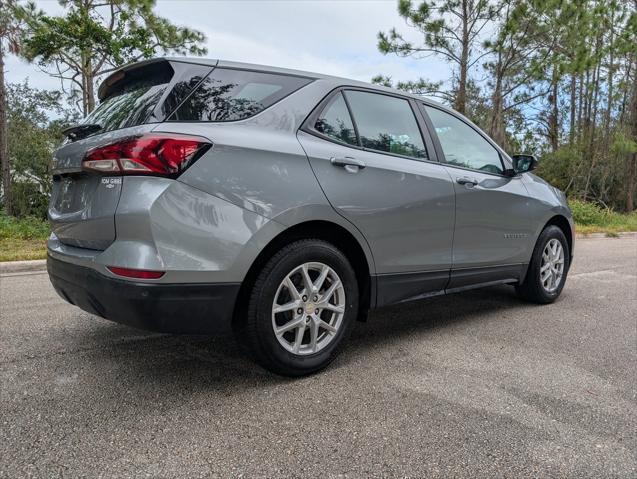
[[313, 92, 358, 146], [160, 64, 214, 119], [168, 68, 312, 122]]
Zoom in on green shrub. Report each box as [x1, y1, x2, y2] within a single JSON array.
[[10, 182, 50, 220], [536, 145, 579, 193], [569, 199, 637, 232], [568, 199, 610, 225], [0, 210, 50, 240]]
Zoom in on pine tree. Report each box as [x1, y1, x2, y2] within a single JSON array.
[[378, 0, 497, 114], [16, 0, 207, 116]]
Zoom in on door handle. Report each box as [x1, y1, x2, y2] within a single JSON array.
[[456, 176, 479, 187], [330, 156, 366, 172]]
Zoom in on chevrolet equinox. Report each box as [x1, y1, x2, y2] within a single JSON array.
[[47, 58, 574, 376]]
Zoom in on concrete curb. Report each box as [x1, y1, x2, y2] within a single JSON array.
[[0, 259, 47, 274], [575, 231, 637, 239]]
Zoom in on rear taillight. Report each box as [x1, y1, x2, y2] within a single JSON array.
[[82, 133, 210, 177], [107, 266, 165, 279]]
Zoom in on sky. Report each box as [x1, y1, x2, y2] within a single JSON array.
[[5, 0, 452, 96]]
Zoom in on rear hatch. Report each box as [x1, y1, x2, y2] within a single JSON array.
[[49, 59, 214, 249]]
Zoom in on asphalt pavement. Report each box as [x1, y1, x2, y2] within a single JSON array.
[[1, 237, 636, 478]]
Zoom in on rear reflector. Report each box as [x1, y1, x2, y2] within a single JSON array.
[[83, 133, 210, 177], [107, 266, 165, 279]]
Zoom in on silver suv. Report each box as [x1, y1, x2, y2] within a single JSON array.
[[47, 58, 574, 376]]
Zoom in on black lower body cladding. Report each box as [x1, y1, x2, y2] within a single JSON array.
[[47, 255, 240, 334]]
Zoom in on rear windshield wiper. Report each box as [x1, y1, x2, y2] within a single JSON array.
[[62, 123, 102, 142]]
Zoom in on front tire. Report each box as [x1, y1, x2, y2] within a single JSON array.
[[239, 239, 359, 376], [516, 225, 570, 304]]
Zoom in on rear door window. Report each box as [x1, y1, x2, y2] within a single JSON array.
[[168, 68, 312, 122], [344, 90, 428, 160]]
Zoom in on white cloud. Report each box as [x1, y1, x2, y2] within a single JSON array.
[[5, 0, 452, 93], [200, 28, 449, 84], [5, 56, 63, 90]]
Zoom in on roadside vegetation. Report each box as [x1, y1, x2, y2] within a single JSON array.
[[569, 199, 637, 235], [377, 0, 637, 213], [0, 211, 49, 261]]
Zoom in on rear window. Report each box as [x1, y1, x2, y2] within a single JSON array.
[[168, 68, 312, 122], [84, 62, 174, 133]]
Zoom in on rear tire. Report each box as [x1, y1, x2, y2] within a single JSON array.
[[516, 225, 570, 304], [238, 239, 358, 376]]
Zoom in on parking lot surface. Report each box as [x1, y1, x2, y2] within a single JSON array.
[[1, 237, 636, 478]]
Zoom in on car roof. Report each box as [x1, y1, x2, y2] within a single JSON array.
[[99, 56, 449, 111], [215, 59, 448, 109]]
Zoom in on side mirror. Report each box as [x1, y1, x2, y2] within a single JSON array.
[[511, 154, 538, 174]]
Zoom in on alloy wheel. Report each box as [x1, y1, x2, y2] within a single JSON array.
[[271, 262, 346, 355], [540, 238, 565, 293]]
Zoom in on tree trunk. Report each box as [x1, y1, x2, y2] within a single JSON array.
[[488, 59, 506, 149], [630, 2, 637, 211], [548, 67, 559, 152], [577, 72, 584, 144], [626, 58, 637, 212], [79, 59, 95, 116], [85, 70, 95, 114], [627, 152, 635, 212], [80, 59, 88, 117], [489, 98, 505, 148], [583, 41, 603, 201], [604, 7, 615, 138], [0, 41, 12, 216], [569, 72, 576, 144], [455, 0, 469, 115], [79, 0, 95, 116], [583, 67, 592, 135], [589, 56, 601, 146]]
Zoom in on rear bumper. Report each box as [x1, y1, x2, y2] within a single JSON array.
[[47, 255, 240, 334]]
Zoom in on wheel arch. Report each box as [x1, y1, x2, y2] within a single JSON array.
[[543, 214, 573, 260], [232, 220, 374, 330]]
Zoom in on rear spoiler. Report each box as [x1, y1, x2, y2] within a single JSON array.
[[98, 58, 171, 101], [97, 57, 219, 101]]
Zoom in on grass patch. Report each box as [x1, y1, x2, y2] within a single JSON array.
[[0, 238, 48, 261], [0, 211, 49, 262]]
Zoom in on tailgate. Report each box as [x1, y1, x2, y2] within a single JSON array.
[[49, 125, 155, 250], [48, 59, 214, 250]]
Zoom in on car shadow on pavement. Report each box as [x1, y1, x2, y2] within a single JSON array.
[[68, 284, 531, 394], [353, 284, 525, 345]]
